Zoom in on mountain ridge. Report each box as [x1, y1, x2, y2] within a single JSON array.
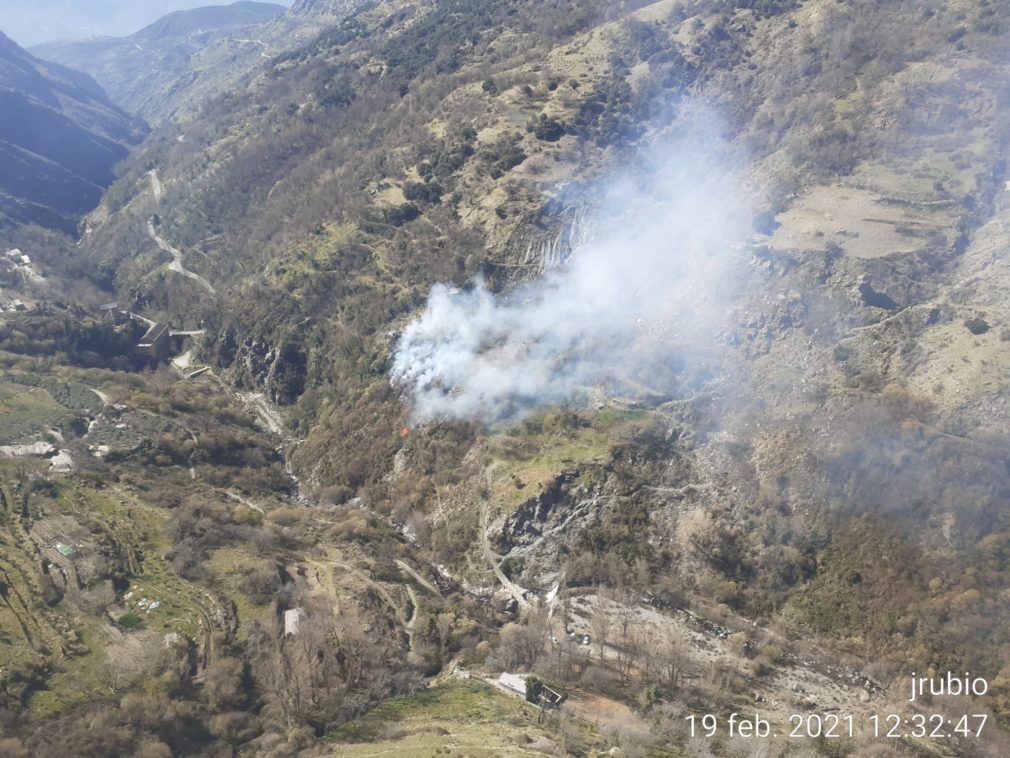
[[31, 0, 371, 124], [0, 30, 144, 233], [131, 1, 286, 41]]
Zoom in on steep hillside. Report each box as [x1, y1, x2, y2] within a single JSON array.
[[31, 2, 286, 124], [0, 31, 145, 233], [289, 0, 371, 14], [5, 0, 1010, 755], [32, 0, 372, 125]]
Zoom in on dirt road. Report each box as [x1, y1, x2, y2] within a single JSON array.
[[147, 218, 217, 296], [480, 464, 532, 611]]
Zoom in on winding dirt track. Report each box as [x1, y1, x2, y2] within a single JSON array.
[[395, 559, 441, 596], [147, 219, 217, 295], [480, 463, 531, 612], [148, 169, 164, 201], [146, 170, 216, 295]]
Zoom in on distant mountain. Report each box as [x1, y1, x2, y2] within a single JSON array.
[[0, 30, 145, 233], [289, 0, 371, 13], [32, 2, 286, 123], [133, 1, 286, 41]]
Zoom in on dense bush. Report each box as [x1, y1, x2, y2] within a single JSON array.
[[381, 202, 422, 226], [529, 113, 567, 142], [403, 180, 443, 204], [117, 612, 142, 629], [965, 316, 990, 335], [0, 309, 150, 370], [478, 133, 527, 179]]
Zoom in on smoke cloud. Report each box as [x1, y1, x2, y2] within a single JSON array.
[[391, 116, 751, 424]]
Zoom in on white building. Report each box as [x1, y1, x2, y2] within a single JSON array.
[[497, 672, 528, 696], [284, 608, 304, 636]]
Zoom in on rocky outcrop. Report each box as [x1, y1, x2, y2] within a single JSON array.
[[218, 332, 307, 406]]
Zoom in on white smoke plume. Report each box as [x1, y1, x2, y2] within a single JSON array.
[[391, 117, 751, 424]]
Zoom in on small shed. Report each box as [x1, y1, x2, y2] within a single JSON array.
[[55, 542, 76, 557], [539, 685, 564, 708], [284, 608, 304, 636]]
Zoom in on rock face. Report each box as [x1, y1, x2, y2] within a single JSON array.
[[503, 471, 588, 550], [0, 31, 144, 232], [209, 331, 306, 406]]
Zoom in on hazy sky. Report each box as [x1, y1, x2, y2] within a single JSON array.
[[0, 0, 294, 47]]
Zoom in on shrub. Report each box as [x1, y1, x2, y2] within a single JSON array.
[[965, 316, 990, 335], [525, 675, 543, 703], [530, 113, 567, 141], [403, 181, 443, 204], [381, 203, 422, 226], [241, 567, 280, 604], [117, 613, 142, 629], [479, 134, 527, 178]]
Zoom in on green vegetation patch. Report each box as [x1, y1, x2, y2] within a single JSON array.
[[486, 407, 640, 508], [116, 612, 142, 629], [207, 547, 276, 634], [330, 679, 586, 757], [8, 374, 102, 413], [0, 379, 68, 443]]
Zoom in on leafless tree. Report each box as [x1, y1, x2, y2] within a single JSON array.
[[645, 630, 685, 693], [614, 621, 643, 686], [95, 637, 163, 695], [264, 609, 344, 728], [202, 656, 246, 711], [611, 588, 642, 685], [591, 593, 610, 665], [493, 610, 548, 669]]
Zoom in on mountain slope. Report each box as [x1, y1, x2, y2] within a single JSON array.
[[6, 0, 1010, 755], [31, 2, 286, 123], [289, 0, 375, 14], [79, 0, 1010, 601], [132, 1, 286, 41], [0, 31, 144, 233]]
